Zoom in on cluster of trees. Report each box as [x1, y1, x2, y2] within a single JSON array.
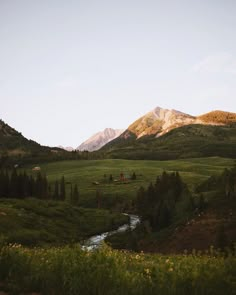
[[196, 165, 236, 199], [0, 169, 67, 201], [136, 171, 193, 231], [223, 167, 236, 199]]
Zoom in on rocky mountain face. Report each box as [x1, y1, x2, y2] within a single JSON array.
[[125, 107, 195, 139], [117, 108, 236, 141], [100, 107, 236, 160], [77, 128, 124, 151]]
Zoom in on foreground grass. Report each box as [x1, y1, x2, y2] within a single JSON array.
[[0, 243, 235, 295], [0, 199, 128, 246], [26, 157, 234, 208]]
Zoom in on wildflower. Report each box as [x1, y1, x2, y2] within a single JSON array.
[[144, 268, 150, 274]]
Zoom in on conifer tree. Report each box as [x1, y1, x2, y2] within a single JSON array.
[[71, 184, 79, 205], [53, 180, 59, 200], [60, 176, 66, 201], [10, 168, 18, 198]]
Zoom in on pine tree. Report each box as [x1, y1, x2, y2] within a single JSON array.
[[53, 180, 59, 200], [35, 172, 43, 198], [147, 182, 155, 203], [29, 175, 34, 197], [10, 168, 18, 198], [158, 204, 170, 229], [109, 174, 113, 182], [71, 184, 79, 205], [42, 174, 48, 199], [136, 186, 146, 214], [131, 172, 136, 180], [4, 170, 10, 197], [60, 176, 66, 201], [215, 224, 228, 251], [0, 170, 4, 197]]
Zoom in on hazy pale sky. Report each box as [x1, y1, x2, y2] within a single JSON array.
[[0, 0, 236, 147]]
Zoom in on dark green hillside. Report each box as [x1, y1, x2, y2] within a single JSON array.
[[0, 119, 41, 152], [0, 119, 70, 166], [102, 124, 236, 160]]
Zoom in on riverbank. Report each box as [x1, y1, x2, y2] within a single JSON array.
[[0, 198, 128, 246], [82, 214, 140, 250]]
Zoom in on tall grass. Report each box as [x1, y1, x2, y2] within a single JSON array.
[[0, 243, 235, 295]]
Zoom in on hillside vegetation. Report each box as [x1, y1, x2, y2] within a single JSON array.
[[106, 164, 236, 253], [198, 110, 236, 124], [0, 198, 128, 246], [102, 124, 236, 160], [0, 120, 74, 166]]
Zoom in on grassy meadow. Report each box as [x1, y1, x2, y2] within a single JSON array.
[[28, 157, 235, 208], [0, 243, 235, 295], [0, 157, 235, 294]]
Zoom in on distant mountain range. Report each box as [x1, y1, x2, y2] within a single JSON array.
[[101, 107, 236, 160], [77, 128, 124, 152], [58, 146, 75, 152], [116, 107, 236, 140], [1, 107, 236, 163]]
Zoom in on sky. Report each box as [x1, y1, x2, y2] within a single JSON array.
[[0, 0, 236, 148]]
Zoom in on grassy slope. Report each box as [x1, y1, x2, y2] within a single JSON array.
[[0, 198, 128, 246], [27, 157, 235, 207]]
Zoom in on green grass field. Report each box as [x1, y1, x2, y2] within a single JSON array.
[[27, 157, 234, 208], [0, 243, 235, 295]]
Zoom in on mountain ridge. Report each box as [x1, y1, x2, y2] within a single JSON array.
[[0, 119, 69, 165], [100, 107, 236, 160], [122, 107, 236, 140], [77, 128, 124, 152]]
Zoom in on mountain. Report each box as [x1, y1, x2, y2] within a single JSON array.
[[101, 108, 236, 160], [0, 119, 68, 166], [77, 128, 124, 152], [0, 119, 42, 154], [125, 107, 195, 139], [197, 110, 236, 125], [58, 146, 75, 152]]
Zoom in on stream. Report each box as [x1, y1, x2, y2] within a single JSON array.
[[82, 214, 140, 250]]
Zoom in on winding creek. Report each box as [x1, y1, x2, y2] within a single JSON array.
[[82, 214, 140, 250]]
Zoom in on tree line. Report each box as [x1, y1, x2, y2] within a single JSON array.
[[136, 171, 193, 231], [196, 164, 236, 199], [0, 169, 79, 205]]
